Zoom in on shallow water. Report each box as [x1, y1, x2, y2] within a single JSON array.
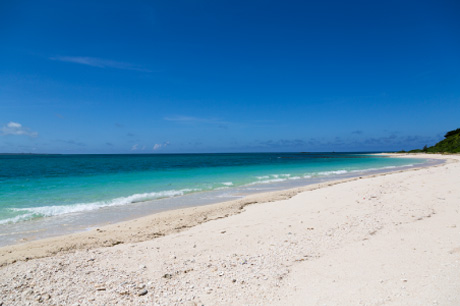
[[0, 153, 437, 246]]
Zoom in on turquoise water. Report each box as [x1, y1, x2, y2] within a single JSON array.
[[0, 153, 426, 227]]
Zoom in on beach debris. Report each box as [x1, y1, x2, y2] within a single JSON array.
[[34, 294, 43, 302], [138, 289, 148, 296], [163, 273, 173, 279], [117, 289, 130, 296], [21, 288, 34, 299]]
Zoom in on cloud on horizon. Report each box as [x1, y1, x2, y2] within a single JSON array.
[[1, 122, 38, 137], [257, 139, 310, 148], [50, 56, 150, 72], [153, 141, 170, 151], [249, 133, 441, 152]]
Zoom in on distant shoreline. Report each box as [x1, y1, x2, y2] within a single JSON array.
[[0, 151, 402, 155]]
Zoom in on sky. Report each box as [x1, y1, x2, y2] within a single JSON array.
[[1, 0, 459, 153]]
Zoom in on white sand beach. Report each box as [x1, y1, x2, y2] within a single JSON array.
[[1, 153, 459, 305]]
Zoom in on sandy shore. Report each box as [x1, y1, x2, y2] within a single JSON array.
[[1, 153, 459, 305]]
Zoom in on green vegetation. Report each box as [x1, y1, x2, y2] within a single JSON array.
[[408, 128, 460, 153], [444, 128, 460, 139]]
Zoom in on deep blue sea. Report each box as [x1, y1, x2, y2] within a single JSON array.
[[0, 153, 432, 245]]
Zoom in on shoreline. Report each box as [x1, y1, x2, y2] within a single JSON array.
[[0, 153, 449, 267], [1, 153, 459, 305], [0, 153, 429, 247]]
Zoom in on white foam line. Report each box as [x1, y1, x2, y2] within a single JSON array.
[[3, 188, 200, 225], [247, 178, 287, 185], [318, 170, 348, 176]]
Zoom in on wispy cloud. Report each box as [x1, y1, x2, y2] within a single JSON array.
[[257, 139, 309, 148], [165, 115, 212, 123], [247, 132, 442, 152], [131, 144, 138, 151], [164, 115, 229, 127], [153, 141, 170, 151], [50, 56, 150, 72], [57, 139, 86, 146], [1, 122, 38, 137], [360, 134, 438, 148]]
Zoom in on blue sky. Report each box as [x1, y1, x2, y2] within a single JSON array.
[[1, 0, 459, 153]]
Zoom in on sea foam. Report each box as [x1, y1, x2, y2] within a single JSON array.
[[4, 188, 199, 224], [317, 170, 348, 176]]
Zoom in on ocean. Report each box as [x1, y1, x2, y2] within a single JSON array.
[[0, 153, 434, 246]]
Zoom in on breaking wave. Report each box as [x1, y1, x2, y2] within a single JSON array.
[[1, 188, 199, 225]]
